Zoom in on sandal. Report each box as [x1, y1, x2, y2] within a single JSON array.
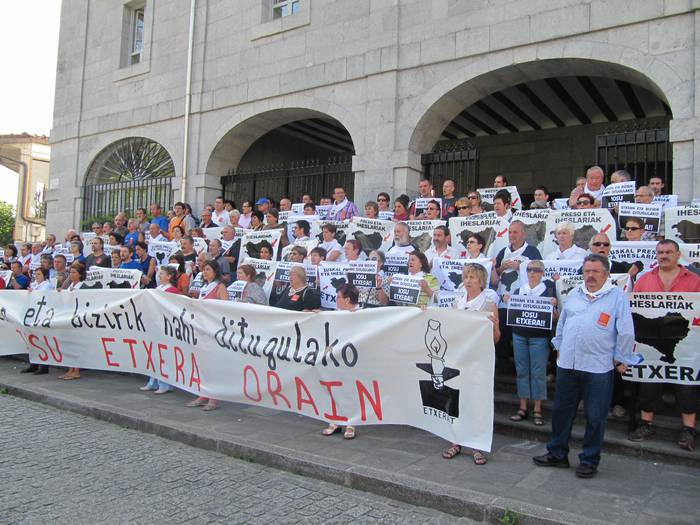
[[343, 427, 356, 440], [322, 424, 342, 436], [202, 402, 219, 411], [510, 409, 528, 422], [442, 444, 461, 459], [533, 412, 544, 426], [185, 397, 208, 407], [472, 451, 487, 465]]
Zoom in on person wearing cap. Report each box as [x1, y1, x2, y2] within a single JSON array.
[[256, 197, 271, 215]]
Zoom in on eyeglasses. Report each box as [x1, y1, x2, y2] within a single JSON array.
[[624, 226, 642, 231], [576, 200, 591, 206], [526, 268, 543, 273], [591, 242, 610, 247], [457, 206, 469, 210], [466, 240, 478, 244], [427, 207, 439, 212], [377, 198, 388, 202]]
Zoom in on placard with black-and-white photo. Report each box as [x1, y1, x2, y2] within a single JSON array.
[[314, 219, 351, 248], [242, 257, 278, 299], [609, 241, 658, 275], [347, 217, 394, 256], [618, 202, 662, 234], [389, 273, 422, 305], [432, 257, 493, 291], [680, 243, 700, 271], [665, 206, 700, 244], [286, 214, 322, 243], [556, 273, 631, 307], [316, 205, 331, 219], [552, 198, 570, 210], [601, 181, 636, 209], [291, 203, 304, 214], [477, 186, 523, 210], [189, 272, 204, 296], [383, 254, 409, 276], [202, 227, 223, 240], [513, 209, 550, 254], [378, 210, 394, 221], [318, 261, 350, 309], [239, 229, 282, 261], [280, 238, 319, 261], [506, 295, 553, 330], [346, 260, 378, 288], [148, 241, 178, 266], [653, 194, 679, 209], [405, 220, 447, 254], [226, 280, 246, 301], [449, 212, 509, 258], [413, 197, 442, 218], [83, 267, 143, 289], [192, 237, 208, 254], [543, 209, 617, 257]]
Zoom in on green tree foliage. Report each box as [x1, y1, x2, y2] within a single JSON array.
[[0, 201, 16, 246]]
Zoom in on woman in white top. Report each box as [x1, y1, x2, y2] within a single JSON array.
[[464, 233, 488, 259], [319, 224, 342, 261], [31, 267, 55, 291], [444, 263, 500, 465], [59, 261, 87, 380], [552, 222, 587, 260]]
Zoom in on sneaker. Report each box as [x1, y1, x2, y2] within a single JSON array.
[[575, 463, 598, 478], [612, 405, 626, 418], [628, 422, 655, 442], [21, 364, 38, 374], [678, 427, 696, 452], [154, 387, 172, 395], [533, 453, 570, 468], [139, 385, 157, 391]]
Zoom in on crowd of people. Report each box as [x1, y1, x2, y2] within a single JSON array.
[[1, 166, 699, 479]]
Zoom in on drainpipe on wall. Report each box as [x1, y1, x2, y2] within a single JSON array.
[[180, 0, 196, 201]]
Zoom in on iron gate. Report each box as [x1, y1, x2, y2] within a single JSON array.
[[221, 156, 354, 205], [596, 121, 672, 187], [421, 140, 479, 192]]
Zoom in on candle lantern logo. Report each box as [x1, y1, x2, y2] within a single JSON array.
[[416, 319, 460, 418]]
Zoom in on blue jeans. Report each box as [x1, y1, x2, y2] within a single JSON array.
[[144, 376, 172, 391], [547, 367, 614, 467], [512, 333, 549, 401]]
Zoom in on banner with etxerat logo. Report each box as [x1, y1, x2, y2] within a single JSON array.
[[0, 290, 495, 451]]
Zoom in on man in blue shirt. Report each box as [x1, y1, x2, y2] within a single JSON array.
[[149, 202, 170, 235], [9, 261, 29, 289], [533, 254, 635, 478]]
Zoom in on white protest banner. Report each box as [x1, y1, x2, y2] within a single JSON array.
[[680, 243, 700, 270], [555, 273, 630, 307], [82, 267, 143, 289], [315, 220, 351, 248], [379, 210, 395, 221], [665, 206, 700, 244], [291, 203, 304, 214], [433, 258, 492, 291], [234, 227, 251, 239], [404, 220, 446, 254], [477, 186, 522, 210], [347, 217, 394, 256], [347, 260, 378, 288], [286, 214, 322, 243], [513, 209, 550, 254], [278, 211, 292, 224], [506, 296, 553, 330], [618, 202, 662, 234], [148, 241, 178, 267], [516, 260, 580, 292], [0, 290, 495, 450], [413, 197, 442, 217], [437, 290, 461, 309], [81, 231, 96, 242], [192, 237, 208, 254], [202, 227, 223, 240], [226, 280, 247, 301], [601, 181, 636, 209], [318, 262, 350, 310], [609, 241, 658, 275], [449, 212, 508, 259], [543, 209, 617, 258], [0, 270, 12, 287], [239, 230, 282, 261], [553, 198, 570, 210], [384, 254, 409, 277], [653, 194, 679, 209], [316, 205, 332, 219], [242, 257, 278, 299], [624, 293, 700, 385], [692, 198, 700, 208], [389, 274, 422, 305]]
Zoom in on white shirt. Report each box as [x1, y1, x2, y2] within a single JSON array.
[[553, 244, 587, 261], [387, 244, 415, 257], [320, 239, 342, 257], [424, 245, 458, 267], [150, 234, 167, 243], [212, 209, 232, 226], [584, 184, 605, 200], [32, 280, 55, 291]]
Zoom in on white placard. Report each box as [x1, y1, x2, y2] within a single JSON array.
[[147, 241, 178, 267], [665, 206, 700, 244], [543, 209, 617, 258], [226, 280, 247, 301], [477, 186, 522, 210], [601, 181, 636, 209], [405, 220, 447, 254], [318, 261, 350, 309], [347, 217, 394, 256]]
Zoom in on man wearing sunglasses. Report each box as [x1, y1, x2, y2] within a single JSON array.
[[587, 233, 642, 276]]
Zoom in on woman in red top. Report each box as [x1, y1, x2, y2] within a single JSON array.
[[168, 253, 190, 295], [185, 260, 227, 411]]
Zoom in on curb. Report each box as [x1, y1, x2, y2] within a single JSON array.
[[0, 379, 611, 525]]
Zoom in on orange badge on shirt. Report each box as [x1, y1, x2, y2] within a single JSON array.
[[597, 312, 611, 327]]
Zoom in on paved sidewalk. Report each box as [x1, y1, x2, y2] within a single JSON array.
[[1, 359, 697, 525]]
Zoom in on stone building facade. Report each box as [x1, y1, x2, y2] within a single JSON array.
[[48, 0, 700, 232]]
